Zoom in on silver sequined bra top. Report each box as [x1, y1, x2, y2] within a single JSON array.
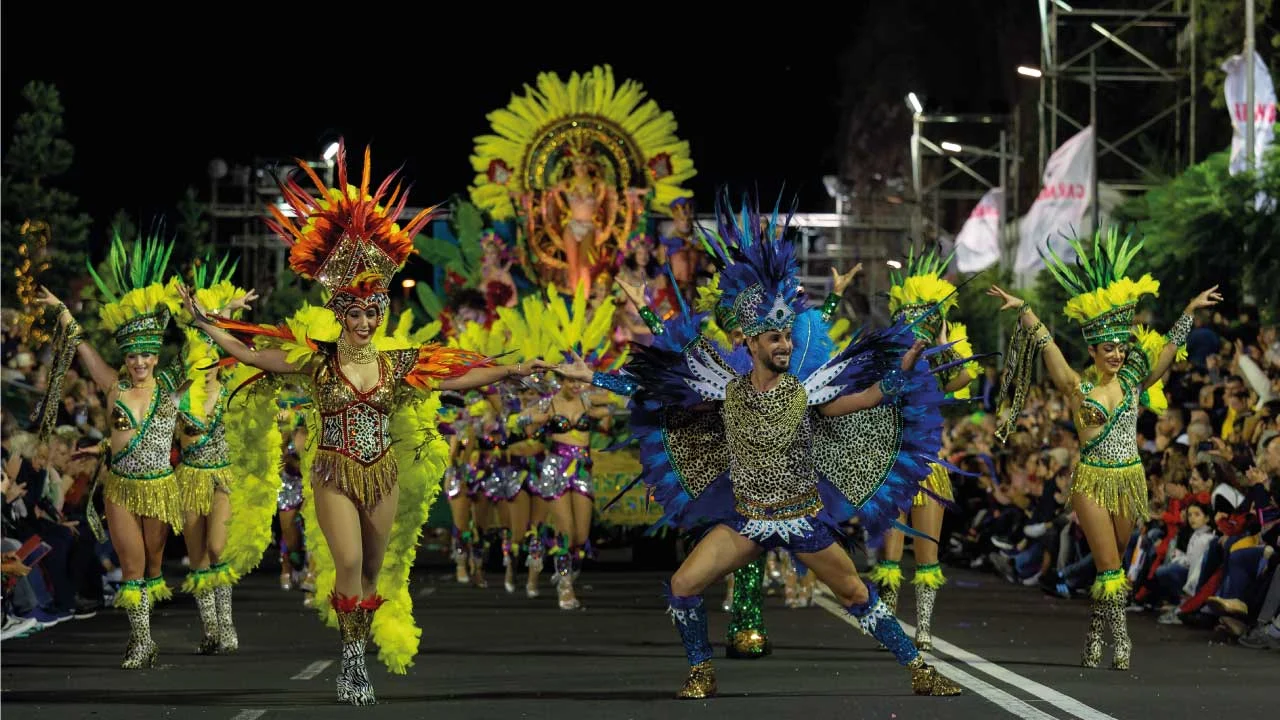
[[722, 374, 821, 519]]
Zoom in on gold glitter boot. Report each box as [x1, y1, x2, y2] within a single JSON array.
[[676, 661, 718, 699], [908, 656, 962, 696]]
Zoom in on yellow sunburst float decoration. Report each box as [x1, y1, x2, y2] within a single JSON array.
[[468, 64, 695, 221]]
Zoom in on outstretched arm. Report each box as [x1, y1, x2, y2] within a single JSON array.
[[179, 284, 300, 374], [1144, 286, 1219, 390], [553, 352, 639, 397], [821, 264, 862, 322], [438, 360, 553, 392], [986, 285, 1080, 396], [36, 287, 117, 390], [818, 340, 926, 417]]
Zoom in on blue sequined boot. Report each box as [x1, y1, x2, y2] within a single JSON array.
[[665, 585, 717, 699], [847, 586, 961, 696]]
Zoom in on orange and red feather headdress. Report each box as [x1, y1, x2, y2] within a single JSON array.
[[265, 140, 439, 315]]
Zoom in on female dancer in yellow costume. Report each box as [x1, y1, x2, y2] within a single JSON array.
[[37, 231, 183, 669]]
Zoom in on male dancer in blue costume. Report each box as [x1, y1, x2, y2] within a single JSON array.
[[554, 191, 964, 699]]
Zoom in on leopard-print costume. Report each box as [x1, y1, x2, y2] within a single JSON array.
[[309, 347, 420, 508], [811, 404, 903, 507], [723, 375, 818, 514], [662, 405, 729, 499], [105, 375, 183, 528], [661, 373, 907, 516]]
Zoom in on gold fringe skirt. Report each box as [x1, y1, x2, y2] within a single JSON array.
[[312, 449, 398, 510], [104, 471, 183, 530], [1069, 461, 1148, 524], [176, 464, 234, 516], [913, 463, 954, 507]]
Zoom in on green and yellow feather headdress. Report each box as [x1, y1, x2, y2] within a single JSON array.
[[1041, 227, 1159, 346], [87, 228, 180, 354], [887, 247, 958, 343], [177, 253, 246, 421]]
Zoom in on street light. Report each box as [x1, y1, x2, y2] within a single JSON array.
[[401, 278, 417, 289], [905, 92, 923, 115], [1017, 65, 1043, 78], [940, 141, 963, 153]]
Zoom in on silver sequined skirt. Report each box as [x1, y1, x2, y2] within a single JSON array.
[[277, 473, 303, 511], [480, 465, 525, 502], [445, 465, 482, 500], [528, 442, 593, 500]]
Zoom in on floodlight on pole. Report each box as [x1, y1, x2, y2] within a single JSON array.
[[905, 92, 923, 115], [323, 142, 340, 161], [940, 141, 963, 153], [1017, 66, 1043, 78]]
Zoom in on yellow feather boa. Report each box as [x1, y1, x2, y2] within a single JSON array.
[[221, 364, 285, 576], [1131, 325, 1187, 415], [944, 322, 983, 400]]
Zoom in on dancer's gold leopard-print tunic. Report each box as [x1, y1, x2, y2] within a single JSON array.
[[106, 374, 183, 529]]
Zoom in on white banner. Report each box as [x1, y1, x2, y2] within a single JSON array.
[[954, 187, 1002, 273], [1015, 126, 1094, 277], [1222, 50, 1277, 210]]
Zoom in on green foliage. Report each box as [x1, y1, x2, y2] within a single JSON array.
[[261, 273, 325, 321], [411, 198, 491, 319], [1114, 147, 1280, 322], [175, 186, 213, 266], [0, 81, 92, 304], [949, 264, 1013, 362], [414, 284, 445, 320]]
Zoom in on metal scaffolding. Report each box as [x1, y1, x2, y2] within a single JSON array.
[[910, 112, 1019, 267], [1038, 0, 1198, 215]]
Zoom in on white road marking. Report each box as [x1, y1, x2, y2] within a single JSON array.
[[814, 594, 1117, 720], [290, 659, 333, 680]]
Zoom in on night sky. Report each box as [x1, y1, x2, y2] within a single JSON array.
[[3, 4, 1033, 237]]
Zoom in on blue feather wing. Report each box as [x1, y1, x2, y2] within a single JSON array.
[[622, 309, 736, 531]]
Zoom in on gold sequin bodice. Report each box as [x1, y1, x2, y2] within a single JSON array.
[[722, 374, 819, 516], [313, 350, 417, 466]]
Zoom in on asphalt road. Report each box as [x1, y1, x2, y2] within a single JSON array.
[[2, 556, 1272, 720]]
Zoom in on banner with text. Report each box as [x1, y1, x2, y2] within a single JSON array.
[[1015, 125, 1094, 280], [1222, 50, 1277, 211]]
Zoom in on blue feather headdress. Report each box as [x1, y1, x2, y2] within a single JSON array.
[[710, 189, 805, 338]]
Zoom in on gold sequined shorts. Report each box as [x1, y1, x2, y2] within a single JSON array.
[[311, 449, 398, 510], [104, 470, 183, 530], [175, 464, 233, 516], [913, 463, 954, 507], [1069, 461, 1148, 524]]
